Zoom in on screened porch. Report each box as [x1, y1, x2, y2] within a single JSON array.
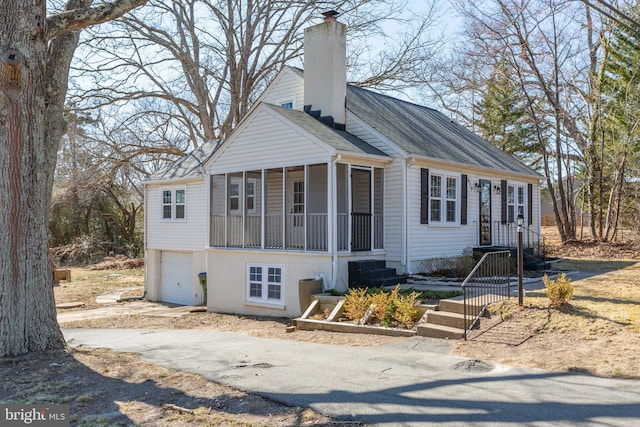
[[209, 163, 383, 252]]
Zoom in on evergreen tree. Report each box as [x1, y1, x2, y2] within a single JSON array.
[[473, 65, 540, 169]]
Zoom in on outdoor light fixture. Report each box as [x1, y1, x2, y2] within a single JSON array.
[[516, 212, 524, 227]]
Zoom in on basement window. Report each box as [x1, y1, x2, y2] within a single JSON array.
[[246, 264, 284, 305]]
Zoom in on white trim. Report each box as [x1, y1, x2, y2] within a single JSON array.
[[428, 172, 460, 227], [246, 263, 285, 306], [160, 186, 187, 222]]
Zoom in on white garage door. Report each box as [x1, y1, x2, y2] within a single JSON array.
[[160, 252, 193, 305]]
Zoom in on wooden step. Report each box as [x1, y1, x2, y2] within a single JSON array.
[[416, 323, 464, 339]]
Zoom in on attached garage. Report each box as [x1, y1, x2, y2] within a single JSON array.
[[160, 251, 195, 305]]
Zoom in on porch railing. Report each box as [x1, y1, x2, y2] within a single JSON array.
[[211, 213, 327, 251], [211, 212, 381, 252], [352, 213, 372, 251], [462, 250, 512, 340], [490, 222, 546, 257]]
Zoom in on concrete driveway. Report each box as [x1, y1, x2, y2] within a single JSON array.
[[64, 328, 640, 426]]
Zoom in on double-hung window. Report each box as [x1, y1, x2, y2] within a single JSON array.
[[247, 264, 284, 305], [507, 185, 526, 223], [161, 188, 186, 220], [429, 174, 457, 224]]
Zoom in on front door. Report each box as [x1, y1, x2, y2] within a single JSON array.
[[479, 179, 492, 246], [351, 168, 371, 251]]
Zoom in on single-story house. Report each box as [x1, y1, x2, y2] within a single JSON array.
[[143, 12, 542, 315]]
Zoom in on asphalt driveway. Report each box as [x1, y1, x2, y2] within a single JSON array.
[[64, 328, 640, 426]]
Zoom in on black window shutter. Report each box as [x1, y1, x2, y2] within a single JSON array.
[[461, 174, 467, 225], [501, 179, 508, 224], [420, 168, 429, 224], [528, 183, 533, 225]]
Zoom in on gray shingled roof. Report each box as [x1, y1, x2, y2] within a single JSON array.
[[265, 104, 388, 157], [149, 140, 221, 181], [346, 85, 540, 177]]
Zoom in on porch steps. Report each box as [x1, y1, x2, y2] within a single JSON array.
[[416, 298, 484, 339], [348, 260, 406, 289], [416, 323, 464, 340]]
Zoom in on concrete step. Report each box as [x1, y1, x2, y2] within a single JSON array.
[[438, 298, 484, 315], [425, 310, 472, 330], [416, 323, 464, 339]]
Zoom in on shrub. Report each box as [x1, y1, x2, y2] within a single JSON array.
[[343, 287, 370, 321], [392, 290, 421, 328], [369, 291, 392, 324], [544, 273, 574, 308]]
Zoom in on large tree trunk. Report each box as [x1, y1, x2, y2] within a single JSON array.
[[1, 0, 147, 357], [0, 0, 65, 356]]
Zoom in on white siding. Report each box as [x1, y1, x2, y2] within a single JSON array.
[[346, 112, 403, 157], [383, 160, 404, 263], [212, 107, 330, 173], [261, 69, 304, 110], [146, 179, 208, 251], [406, 166, 541, 272]]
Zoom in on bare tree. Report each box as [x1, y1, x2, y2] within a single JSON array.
[[69, 0, 443, 154], [0, 0, 147, 357], [438, 0, 613, 242]]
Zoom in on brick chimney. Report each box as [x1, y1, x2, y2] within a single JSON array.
[[303, 10, 347, 128]]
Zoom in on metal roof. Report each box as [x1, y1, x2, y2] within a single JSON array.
[[149, 139, 221, 181], [265, 104, 388, 157], [346, 85, 540, 177]]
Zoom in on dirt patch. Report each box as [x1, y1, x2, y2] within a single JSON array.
[[0, 347, 335, 426], [54, 268, 144, 310], [456, 260, 640, 378]]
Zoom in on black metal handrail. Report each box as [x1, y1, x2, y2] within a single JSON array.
[[462, 250, 512, 340]]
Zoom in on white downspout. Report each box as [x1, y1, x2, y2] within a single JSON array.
[[331, 154, 342, 290], [404, 158, 416, 275]]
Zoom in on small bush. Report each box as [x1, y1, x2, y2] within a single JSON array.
[[544, 273, 574, 308], [369, 291, 392, 324], [343, 287, 370, 321], [392, 290, 421, 328]]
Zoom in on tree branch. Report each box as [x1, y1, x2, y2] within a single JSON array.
[[47, 0, 148, 41]]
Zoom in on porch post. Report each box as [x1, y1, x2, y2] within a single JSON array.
[[224, 173, 228, 248], [261, 169, 265, 249], [327, 160, 334, 253], [282, 167, 286, 249], [347, 164, 352, 252]]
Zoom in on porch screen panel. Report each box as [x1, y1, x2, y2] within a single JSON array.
[[227, 172, 243, 247], [265, 168, 283, 249], [336, 164, 349, 251], [286, 166, 305, 250], [210, 175, 226, 247], [307, 164, 328, 251], [374, 168, 384, 249], [245, 171, 262, 248]]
